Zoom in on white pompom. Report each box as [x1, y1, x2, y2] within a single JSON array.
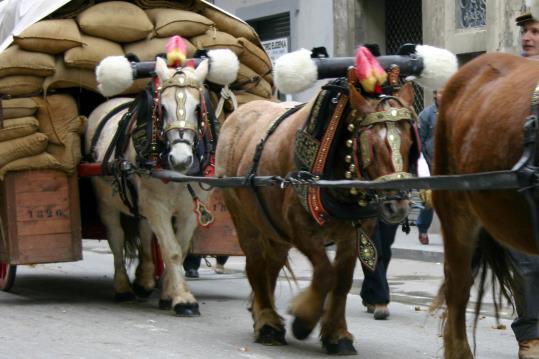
[[274, 49, 318, 94], [96, 56, 134, 97]]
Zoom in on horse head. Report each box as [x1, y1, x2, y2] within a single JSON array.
[[346, 76, 418, 224], [154, 56, 209, 173]]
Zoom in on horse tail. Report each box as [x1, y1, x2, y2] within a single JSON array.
[[121, 214, 141, 265], [470, 227, 522, 353]]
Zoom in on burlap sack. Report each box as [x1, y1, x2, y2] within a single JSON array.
[[134, 0, 203, 11], [14, 19, 84, 55], [47, 129, 83, 175], [0, 76, 44, 96], [190, 30, 243, 55], [123, 78, 152, 95], [124, 37, 196, 61], [146, 8, 213, 38], [64, 34, 124, 70], [0, 117, 39, 142], [238, 37, 272, 78], [235, 64, 273, 98], [264, 72, 273, 85], [34, 94, 80, 145], [0, 153, 62, 180], [1, 98, 38, 119], [0, 46, 56, 78], [0, 132, 48, 168], [43, 58, 97, 94], [201, 6, 258, 43], [77, 1, 154, 43]]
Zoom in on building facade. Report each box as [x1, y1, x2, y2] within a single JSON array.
[[213, 0, 527, 92]]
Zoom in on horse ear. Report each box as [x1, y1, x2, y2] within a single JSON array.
[[155, 57, 171, 82], [194, 59, 209, 83], [348, 67, 371, 113], [396, 82, 415, 108]]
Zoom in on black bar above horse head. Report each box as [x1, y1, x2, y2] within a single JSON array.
[[312, 55, 424, 80]]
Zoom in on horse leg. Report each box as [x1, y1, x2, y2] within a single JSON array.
[[226, 202, 290, 345], [133, 218, 155, 299], [436, 194, 477, 359], [248, 237, 290, 345], [98, 204, 134, 301], [145, 206, 199, 316], [320, 224, 365, 355], [288, 235, 335, 341]]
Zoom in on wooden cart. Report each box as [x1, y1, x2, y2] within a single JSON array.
[[0, 168, 242, 291]]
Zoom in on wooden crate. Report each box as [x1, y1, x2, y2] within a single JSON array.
[[0, 170, 82, 265], [190, 189, 243, 256]]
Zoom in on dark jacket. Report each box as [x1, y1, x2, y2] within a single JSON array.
[[418, 102, 438, 169]]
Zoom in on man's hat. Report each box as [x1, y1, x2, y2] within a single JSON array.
[[516, 0, 539, 26]]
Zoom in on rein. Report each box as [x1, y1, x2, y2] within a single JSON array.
[[245, 104, 306, 239]]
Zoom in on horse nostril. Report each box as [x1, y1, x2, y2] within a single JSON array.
[[168, 154, 176, 166]]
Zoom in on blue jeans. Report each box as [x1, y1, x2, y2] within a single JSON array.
[[510, 249, 539, 342], [360, 221, 399, 305], [416, 207, 433, 234]]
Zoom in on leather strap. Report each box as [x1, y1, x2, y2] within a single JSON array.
[[308, 94, 349, 225]]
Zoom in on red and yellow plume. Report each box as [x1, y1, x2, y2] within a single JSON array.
[[166, 35, 188, 68], [354, 46, 387, 94]]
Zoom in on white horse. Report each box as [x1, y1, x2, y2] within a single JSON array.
[[85, 53, 237, 316]]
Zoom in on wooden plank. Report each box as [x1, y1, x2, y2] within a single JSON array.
[[0, 170, 82, 264], [13, 171, 67, 193], [191, 189, 243, 256], [15, 234, 81, 264], [16, 218, 72, 236]]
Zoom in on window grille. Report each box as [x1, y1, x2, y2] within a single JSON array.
[[457, 0, 487, 29], [247, 12, 290, 41], [385, 0, 424, 114]]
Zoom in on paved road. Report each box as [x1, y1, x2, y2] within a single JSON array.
[[0, 237, 518, 359]]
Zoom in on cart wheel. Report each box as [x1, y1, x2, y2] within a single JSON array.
[[0, 262, 16, 291]]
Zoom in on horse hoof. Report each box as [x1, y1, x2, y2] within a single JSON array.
[[255, 325, 287, 346], [174, 303, 200, 317], [159, 299, 172, 310], [133, 283, 153, 299], [292, 317, 314, 340], [114, 292, 136, 302], [322, 338, 357, 356]]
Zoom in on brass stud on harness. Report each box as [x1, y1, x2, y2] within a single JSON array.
[[349, 164, 356, 172], [345, 155, 353, 163], [350, 188, 359, 195], [346, 139, 353, 148], [345, 171, 353, 179], [347, 123, 355, 132], [358, 199, 369, 207]]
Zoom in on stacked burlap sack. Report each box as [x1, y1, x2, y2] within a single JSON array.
[[0, 0, 275, 176], [0, 95, 85, 179]]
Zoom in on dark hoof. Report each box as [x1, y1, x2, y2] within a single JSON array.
[[159, 299, 172, 310], [174, 303, 200, 317], [133, 282, 153, 299], [114, 292, 136, 302], [322, 338, 357, 355], [292, 317, 314, 340], [255, 325, 287, 346]]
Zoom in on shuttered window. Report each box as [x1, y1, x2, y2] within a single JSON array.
[[247, 12, 290, 41]]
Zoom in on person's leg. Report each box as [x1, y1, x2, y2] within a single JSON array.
[[509, 250, 539, 358], [183, 254, 201, 278], [360, 221, 398, 319], [215, 256, 228, 274], [416, 207, 433, 245]]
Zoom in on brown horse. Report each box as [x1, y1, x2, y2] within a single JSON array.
[[433, 52, 539, 358], [215, 70, 418, 354]]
